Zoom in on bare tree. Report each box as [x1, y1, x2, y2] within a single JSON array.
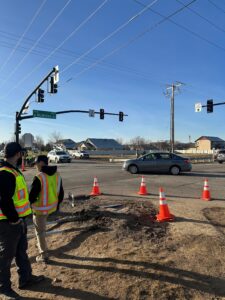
[[35, 135, 44, 149], [129, 136, 146, 150], [48, 131, 63, 144]]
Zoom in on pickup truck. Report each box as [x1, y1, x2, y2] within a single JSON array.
[[72, 150, 89, 159]]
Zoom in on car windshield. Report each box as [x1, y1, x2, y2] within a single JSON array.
[[56, 151, 67, 155]]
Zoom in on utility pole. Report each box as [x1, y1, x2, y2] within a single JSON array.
[[164, 81, 184, 153]]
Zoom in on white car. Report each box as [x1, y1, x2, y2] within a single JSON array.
[[72, 150, 89, 159], [47, 150, 71, 163], [0, 150, 4, 157]]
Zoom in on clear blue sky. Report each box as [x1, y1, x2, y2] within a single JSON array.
[[0, 0, 225, 144]]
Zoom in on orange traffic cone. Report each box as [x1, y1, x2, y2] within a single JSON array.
[[90, 177, 101, 196], [21, 157, 26, 172], [201, 179, 211, 201], [138, 176, 148, 195], [156, 187, 174, 222]]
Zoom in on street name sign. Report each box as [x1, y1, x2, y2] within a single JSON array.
[[33, 110, 56, 119]]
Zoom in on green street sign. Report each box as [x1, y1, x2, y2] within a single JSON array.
[[33, 110, 56, 119]]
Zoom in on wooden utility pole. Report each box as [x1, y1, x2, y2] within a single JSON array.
[[164, 82, 184, 153]]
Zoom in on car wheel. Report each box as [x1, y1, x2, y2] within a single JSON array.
[[128, 165, 138, 174], [218, 161, 223, 164], [170, 165, 180, 175]]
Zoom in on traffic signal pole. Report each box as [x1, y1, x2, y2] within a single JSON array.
[[15, 67, 57, 143]]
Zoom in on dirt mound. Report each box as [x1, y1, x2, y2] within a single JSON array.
[[47, 200, 167, 243], [11, 199, 225, 300]]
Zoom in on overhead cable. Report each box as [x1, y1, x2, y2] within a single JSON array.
[[61, 0, 159, 74], [0, 0, 109, 98], [207, 0, 225, 15], [0, 0, 72, 90], [62, 0, 197, 84], [133, 0, 225, 54], [0, 0, 48, 73], [176, 0, 225, 35]]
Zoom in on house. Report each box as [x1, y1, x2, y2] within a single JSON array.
[[85, 138, 123, 150], [76, 141, 90, 151], [56, 139, 76, 150], [195, 136, 225, 150]]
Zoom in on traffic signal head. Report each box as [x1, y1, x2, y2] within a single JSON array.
[[100, 108, 104, 120], [50, 76, 58, 94], [207, 99, 213, 113], [17, 123, 21, 134], [119, 111, 124, 122], [37, 88, 44, 103]]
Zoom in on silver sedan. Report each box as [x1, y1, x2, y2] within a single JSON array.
[[122, 152, 192, 175]]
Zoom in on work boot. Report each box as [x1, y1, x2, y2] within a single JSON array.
[[18, 275, 45, 290], [0, 288, 21, 300]]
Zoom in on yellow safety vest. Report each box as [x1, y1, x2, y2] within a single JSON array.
[[32, 172, 61, 215], [0, 167, 32, 220]]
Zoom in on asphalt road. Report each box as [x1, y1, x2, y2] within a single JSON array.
[[24, 160, 225, 202]]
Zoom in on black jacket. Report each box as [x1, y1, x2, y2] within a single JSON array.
[[29, 166, 64, 209], [0, 161, 24, 222]]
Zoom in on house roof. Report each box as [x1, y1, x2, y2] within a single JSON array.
[[56, 139, 76, 149], [57, 139, 76, 144], [195, 136, 225, 142], [87, 138, 123, 149]]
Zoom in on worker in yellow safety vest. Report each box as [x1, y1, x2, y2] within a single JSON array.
[[29, 155, 64, 263], [0, 142, 44, 300]]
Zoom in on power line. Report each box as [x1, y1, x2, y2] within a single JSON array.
[[62, 0, 197, 84], [0, 26, 165, 85], [0, 0, 47, 73], [0, 32, 166, 97], [0, 0, 158, 100], [176, 0, 225, 35], [0, 0, 72, 90], [61, 0, 159, 74], [133, 0, 225, 53], [0, 0, 109, 99], [207, 0, 225, 15]]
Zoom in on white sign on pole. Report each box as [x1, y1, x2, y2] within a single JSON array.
[[195, 103, 202, 112], [89, 109, 95, 117], [54, 65, 59, 83]]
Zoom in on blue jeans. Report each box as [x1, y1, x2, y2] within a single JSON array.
[[0, 219, 32, 291]]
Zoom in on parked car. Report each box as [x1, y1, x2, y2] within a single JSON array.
[[47, 150, 71, 163], [122, 152, 192, 175], [0, 150, 4, 157], [214, 149, 225, 164], [72, 150, 89, 159]]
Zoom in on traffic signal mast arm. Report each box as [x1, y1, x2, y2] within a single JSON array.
[[19, 110, 128, 120], [17, 67, 57, 121]]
